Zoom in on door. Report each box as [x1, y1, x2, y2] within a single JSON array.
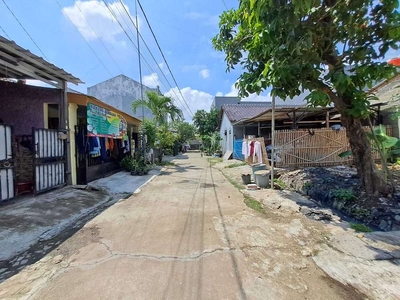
[[0, 124, 14, 201], [33, 128, 67, 194]]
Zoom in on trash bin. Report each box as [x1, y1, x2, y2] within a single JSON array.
[[254, 170, 270, 188], [251, 164, 266, 181]]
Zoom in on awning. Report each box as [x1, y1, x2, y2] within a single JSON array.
[[0, 35, 83, 88], [234, 106, 336, 125]]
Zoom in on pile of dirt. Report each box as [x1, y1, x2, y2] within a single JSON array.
[[279, 166, 400, 231]]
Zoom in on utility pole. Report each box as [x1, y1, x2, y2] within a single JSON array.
[[135, 0, 146, 159], [271, 94, 275, 189]]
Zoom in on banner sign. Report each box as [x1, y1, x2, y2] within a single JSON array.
[[87, 103, 127, 139]]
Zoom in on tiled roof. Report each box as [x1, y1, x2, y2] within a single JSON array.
[[221, 103, 301, 122]]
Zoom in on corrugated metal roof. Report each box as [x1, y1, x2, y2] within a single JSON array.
[[221, 103, 302, 122], [0, 35, 83, 88]]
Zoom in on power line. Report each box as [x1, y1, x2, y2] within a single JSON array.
[[1, 0, 48, 60], [54, 0, 113, 77], [221, 0, 228, 10], [0, 25, 11, 40], [116, 0, 192, 117], [74, 0, 124, 74], [102, 0, 193, 118], [136, 0, 194, 117]]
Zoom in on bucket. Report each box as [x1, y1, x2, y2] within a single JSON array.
[[251, 164, 266, 181], [241, 174, 251, 185], [254, 170, 270, 188]]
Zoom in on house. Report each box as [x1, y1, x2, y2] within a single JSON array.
[[87, 74, 161, 121], [0, 35, 141, 202], [369, 74, 400, 137]]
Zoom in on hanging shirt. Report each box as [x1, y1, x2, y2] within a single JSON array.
[[253, 141, 263, 164], [242, 140, 249, 158]]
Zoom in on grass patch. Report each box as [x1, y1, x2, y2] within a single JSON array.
[[224, 162, 247, 169], [244, 194, 265, 213], [273, 178, 287, 189], [332, 188, 356, 203], [350, 223, 373, 232], [155, 161, 175, 166], [208, 157, 222, 166]]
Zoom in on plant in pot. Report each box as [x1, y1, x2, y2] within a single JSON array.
[[136, 157, 147, 176], [130, 160, 138, 176], [120, 156, 134, 172]]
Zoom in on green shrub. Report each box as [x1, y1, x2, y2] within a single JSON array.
[[332, 188, 356, 203]]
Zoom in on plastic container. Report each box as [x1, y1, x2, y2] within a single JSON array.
[[251, 164, 266, 181], [241, 174, 251, 185], [254, 170, 270, 188]]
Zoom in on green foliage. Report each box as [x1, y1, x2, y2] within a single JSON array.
[[141, 119, 157, 149], [157, 125, 177, 150], [193, 107, 220, 136], [133, 91, 183, 126], [225, 162, 247, 168], [350, 223, 373, 233], [207, 157, 222, 166], [244, 195, 265, 213], [120, 156, 135, 171], [213, 1, 399, 109], [273, 179, 286, 190], [202, 132, 222, 155], [332, 188, 356, 203], [173, 121, 196, 144], [303, 181, 312, 189]]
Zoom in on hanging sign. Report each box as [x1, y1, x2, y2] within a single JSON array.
[[87, 103, 127, 139]]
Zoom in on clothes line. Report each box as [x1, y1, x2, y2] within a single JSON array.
[[241, 137, 270, 167]]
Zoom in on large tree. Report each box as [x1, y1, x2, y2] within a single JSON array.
[[213, 0, 400, 195], [193, 107, 220, 136], [173, 121, 196, 144], [133, 91, 183, 125]]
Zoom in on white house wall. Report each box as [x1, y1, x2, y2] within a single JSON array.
[[220, 112, 234, 154]]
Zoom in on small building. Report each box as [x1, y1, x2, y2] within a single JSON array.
[[0, 35, 141, 202]]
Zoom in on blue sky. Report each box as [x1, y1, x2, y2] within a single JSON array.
[[0, 0, 399, 121], [1, 0, 267, 121]]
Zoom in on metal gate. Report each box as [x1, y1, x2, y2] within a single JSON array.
[[0, 124, 14, 201], [33, 128, 67, 194]]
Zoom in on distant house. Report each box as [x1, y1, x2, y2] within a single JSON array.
[[87, 74, 161, 120]]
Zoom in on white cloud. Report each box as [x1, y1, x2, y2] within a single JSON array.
[[62, 0, 139, 45], [216, 91, 223, 96], [199, 69, 210, 78], [142, 73, 160, 88], [165, 87, 214, 122]]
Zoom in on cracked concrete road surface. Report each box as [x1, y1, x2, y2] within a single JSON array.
[[0, 153, 365, 300]]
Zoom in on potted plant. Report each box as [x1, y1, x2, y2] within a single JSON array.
[[120, 156, 134, 172], [130, 160, 138, 175]]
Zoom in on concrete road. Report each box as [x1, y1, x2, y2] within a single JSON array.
[[0, 153, 364, 300]]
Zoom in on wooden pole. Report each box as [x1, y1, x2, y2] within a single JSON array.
[[271, 95, 275, 189]]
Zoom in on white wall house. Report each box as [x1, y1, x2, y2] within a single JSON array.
[[219, 112, 234, 154]]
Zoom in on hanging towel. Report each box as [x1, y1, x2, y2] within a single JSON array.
[[253, 141, 263, 164], [249, 141, 255, 156], [247, 140, 252, 157]]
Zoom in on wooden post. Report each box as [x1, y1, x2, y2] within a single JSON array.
[[326, 111, 330, 128], [271, 95, 275, 189], [258, 121, 261, 136]]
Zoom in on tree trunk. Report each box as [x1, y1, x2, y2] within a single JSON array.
[[324, 88, 391, 195], [340, 112, 391, 195]]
